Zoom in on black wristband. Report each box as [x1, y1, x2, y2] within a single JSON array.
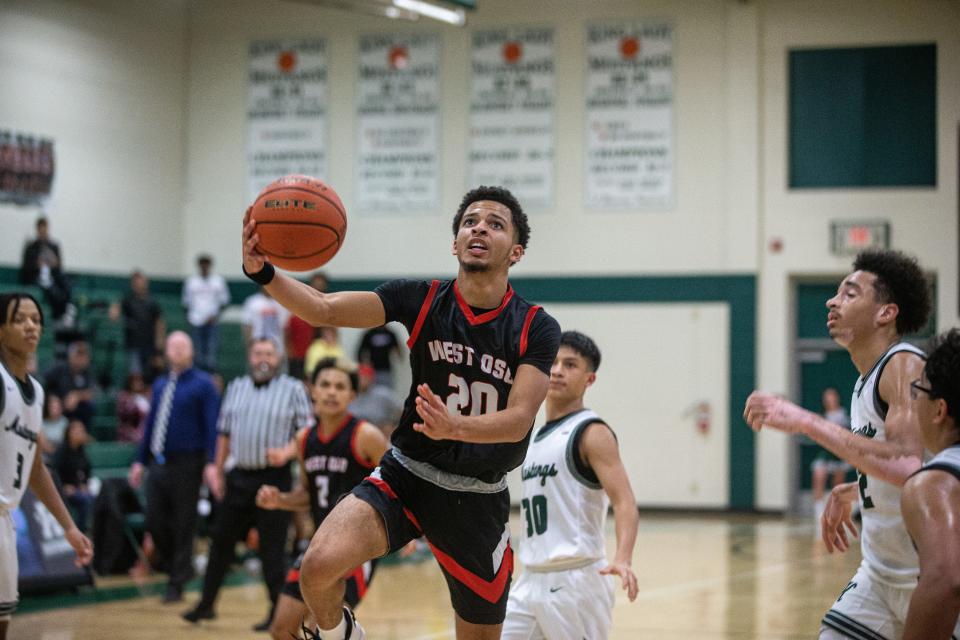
[[243, 262, 275, 285]]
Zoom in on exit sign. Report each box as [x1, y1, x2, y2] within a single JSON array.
[[830, 220, 890, 255]]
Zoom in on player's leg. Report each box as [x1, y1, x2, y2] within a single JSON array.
[[269, 593, 311, 640], [0, 512, 18, 640], [299, 495, 389, 634], [501, 570, 544, 640], [455, 614, 503, 640], [820, 566, 900, 639]]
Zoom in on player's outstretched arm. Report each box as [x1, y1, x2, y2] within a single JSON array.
[[581, 422, 640, 602], [744, 354, 924, 486], [242, 208, 385, 329], [412, 363, 549, 443], [27, 441, 92, 567], [902, 471, 960, 640]]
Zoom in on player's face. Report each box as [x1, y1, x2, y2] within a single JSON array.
[[0, 298, 43, 356], [453, 200, 523, 273], [547, 346, 596, 402], [825, 271, 892, 348], [311, 368, 356, 418], [910, 372, 947, 451]]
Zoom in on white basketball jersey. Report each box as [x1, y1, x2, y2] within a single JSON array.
[[0, 361, 44, 511], [919, 445, 960, 481], [517, 408, 609, 570], [850, 341, 925, 586]]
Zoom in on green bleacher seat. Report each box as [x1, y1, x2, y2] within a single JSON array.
[[86, 441, 137, 468]]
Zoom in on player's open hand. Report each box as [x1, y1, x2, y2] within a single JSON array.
[[65, 525, 93, 567], [242, 206, 267, 274], [743, 392, 808, 434], [821, 481, 859, 553], [413, 383, 460, 441], [600, 562, 639, 602], [256, 485, 280, 510]]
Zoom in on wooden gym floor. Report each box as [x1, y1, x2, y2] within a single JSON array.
[[11, 513, 860, 639]]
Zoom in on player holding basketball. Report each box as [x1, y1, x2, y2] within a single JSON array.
[[0, 293, 93, 640], [502, 330, 639, 640], [900, 329, 960, 640], [744, 249, 931, 639], [256, 358, 389, 640], [242, 185, 560, 640]]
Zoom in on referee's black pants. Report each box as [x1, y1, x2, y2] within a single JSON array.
[[145, 451, 206, 592], [195, 465, 292, 616]]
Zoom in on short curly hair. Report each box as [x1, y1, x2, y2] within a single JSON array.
[[452, 186, 529, 250], [853, 249, 931, 335], [925, 329, 960, 420]]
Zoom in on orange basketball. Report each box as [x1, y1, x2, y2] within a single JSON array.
[[250, 174, 347, 271]]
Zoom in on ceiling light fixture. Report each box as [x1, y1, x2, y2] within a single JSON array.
[[392, 0, 466, 25]]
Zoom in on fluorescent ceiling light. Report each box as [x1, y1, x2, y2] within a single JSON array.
[[393, 0, 465, 25]]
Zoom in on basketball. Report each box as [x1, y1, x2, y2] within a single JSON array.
[[249, 174, 347, 271]]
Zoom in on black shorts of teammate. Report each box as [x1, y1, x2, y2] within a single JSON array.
[[282, 551, 376, 609], [352, 449, 513, 625]]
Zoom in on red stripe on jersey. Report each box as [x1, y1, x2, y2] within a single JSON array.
[[299, 427, 310, 460], [367, 476, 422, 533], [426, 539, 513, 604], [406, 280, 441, 349], [453, 281, 515, 326], [350, 420, 376, 469], [286, 567, 300, 584], [518, 305, 541, 358], [317, 414, 353, 445]]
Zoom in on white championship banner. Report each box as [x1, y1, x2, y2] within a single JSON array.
[[469, 27, 555, 210], [247, 38, 328, 202], [584, 22, 673, 209], [356, 33, 440, 214]]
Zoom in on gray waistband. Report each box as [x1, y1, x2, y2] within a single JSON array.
[[392, 447, 507, 494], [524, 557, 603, 573]]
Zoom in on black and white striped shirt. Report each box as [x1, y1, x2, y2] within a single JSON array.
[[217, 374, 314, 469]]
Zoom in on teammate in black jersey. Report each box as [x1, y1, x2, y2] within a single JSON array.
[[242, 186, 561, 640], [256, 358, 389, 640]]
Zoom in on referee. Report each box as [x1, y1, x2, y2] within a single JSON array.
[[183, 337, 313, 631]]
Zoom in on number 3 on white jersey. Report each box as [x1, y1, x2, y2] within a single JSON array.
[[446, 374, 498, 416]]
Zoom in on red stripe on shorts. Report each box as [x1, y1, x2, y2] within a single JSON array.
[[425, 540, 513, 604]]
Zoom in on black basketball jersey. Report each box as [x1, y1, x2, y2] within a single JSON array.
[[375, 279, 561, 483], [301, 414, 375, 526]]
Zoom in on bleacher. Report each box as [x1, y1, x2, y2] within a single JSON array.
[[0, 265, 252, 475]]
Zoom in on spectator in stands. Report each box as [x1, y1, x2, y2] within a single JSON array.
[[109, 270, 165, 379], [128, 331, 221, 603], [285, 272, 328, 380], [19, 216, 73, 325], [242, 288, 289, 355], [182, 254, 230, 372], [44, 339, 96, 428], [54, 419, 94, 533], [348, 363, 402, 437], [303, 326, 344, 382], [41, 393, 68, 460], [356, 324, 402, 388], [116, 372, 150, 444]]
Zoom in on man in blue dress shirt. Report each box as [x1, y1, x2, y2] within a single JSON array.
[[129, 331, 220, 603]]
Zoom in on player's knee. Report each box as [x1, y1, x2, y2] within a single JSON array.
[[300, 545, 341, 589]]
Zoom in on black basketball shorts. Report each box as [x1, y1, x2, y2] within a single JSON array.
[[352, 449, 513, 625]]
